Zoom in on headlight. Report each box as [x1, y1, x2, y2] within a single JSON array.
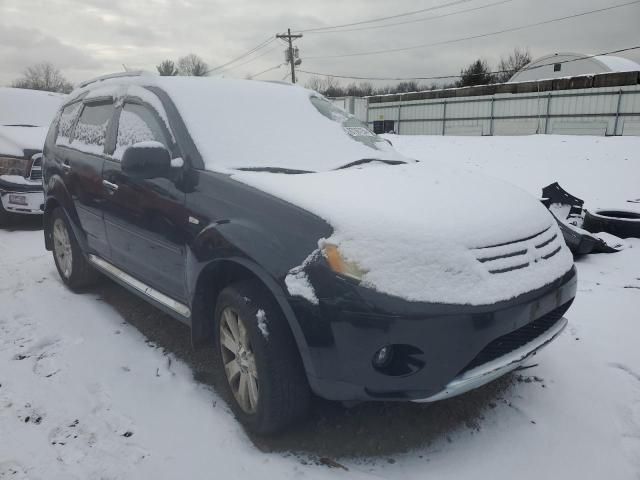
[[322, 244, 367, 281]]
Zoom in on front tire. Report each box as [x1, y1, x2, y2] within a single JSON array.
[[51, 207, 99, 290], [0, 201, 13, 227], [214, 281, 310, 434]]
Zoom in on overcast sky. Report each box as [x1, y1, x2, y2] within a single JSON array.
[[1, 0, 639, 89]]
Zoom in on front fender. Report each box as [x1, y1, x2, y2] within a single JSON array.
[[188, 221, 319, 380]]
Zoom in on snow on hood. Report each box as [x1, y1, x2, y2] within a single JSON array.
[[0, 126, 50, 157], [0, 88, 64, 127], [235, 160, 574, 305], [0, 87, 64, 157]]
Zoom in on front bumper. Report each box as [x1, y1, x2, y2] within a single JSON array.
[[0, 177, 44, 215], [292, 265, 577, 402], [416, 316, 567, 402]]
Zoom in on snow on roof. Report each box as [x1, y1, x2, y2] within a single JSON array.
[[70, 76, 405, 172], [0, 87, 65, 127], [593, 55, 640, 72]]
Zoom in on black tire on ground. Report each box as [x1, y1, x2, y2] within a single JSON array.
[[214, 280, 310, 435], [583, 209, 640, 239], [0, 201, 14, 227], [51, 207, 100, 290]]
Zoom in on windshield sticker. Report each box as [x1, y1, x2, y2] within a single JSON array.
[[344, 126, 375, 137]]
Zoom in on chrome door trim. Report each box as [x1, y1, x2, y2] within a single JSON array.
[[88, 254, 191, 318]]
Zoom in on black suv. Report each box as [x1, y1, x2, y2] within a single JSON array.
[[43, 73, 577, 434]]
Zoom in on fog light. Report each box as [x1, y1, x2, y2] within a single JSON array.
[[373, 345, 393, 368]]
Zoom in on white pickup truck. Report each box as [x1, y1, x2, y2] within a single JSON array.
[[0, 87, 64, 225]]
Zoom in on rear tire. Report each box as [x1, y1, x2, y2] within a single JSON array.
[[51, 207, 99, 290], [214, 280, 310, 434]]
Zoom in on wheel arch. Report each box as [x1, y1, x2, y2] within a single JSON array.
[[190, 257, 317, 380], [43, 176, 84, 252]]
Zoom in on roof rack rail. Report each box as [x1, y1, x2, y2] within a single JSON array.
[[78, 71, 155, 89]]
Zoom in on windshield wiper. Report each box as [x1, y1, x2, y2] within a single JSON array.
[[236, 166, 315, 174], [334, 158, 407, 170]]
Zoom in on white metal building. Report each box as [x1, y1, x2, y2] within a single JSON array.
[[509, 52, 640, 82]]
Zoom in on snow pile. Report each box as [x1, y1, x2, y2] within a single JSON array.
[[239, 159, 573, 305]]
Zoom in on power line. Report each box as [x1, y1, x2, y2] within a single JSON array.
[[304, 0, 516, 35], [219, 44, 282, 73], [304, 0, 640, 60], [206, 37, 275, 74], [248, 63, 285, 79], [299, 0, 474, 33], [298, 45, 640, 81]]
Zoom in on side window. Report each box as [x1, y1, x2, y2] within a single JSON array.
[[72, 102, 115, 155], [55, 102, 82, 146], [114, 103, 170, 160]]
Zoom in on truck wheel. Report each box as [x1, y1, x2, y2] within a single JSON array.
[[51, 207, 99, 290], [0, 201, 14, 227], [214, 280, 310, 434]]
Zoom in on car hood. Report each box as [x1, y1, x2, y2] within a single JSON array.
[[234, 160, 574, 305], [0, 126, 48, 157]]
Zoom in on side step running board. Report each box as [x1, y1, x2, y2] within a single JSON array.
[[88, 254, 191, 318]]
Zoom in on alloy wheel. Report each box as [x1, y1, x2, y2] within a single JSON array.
[[53, 218, 73, 279], [219, 307, 259, 414]]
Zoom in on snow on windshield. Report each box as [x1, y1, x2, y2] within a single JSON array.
[[0, 87, 64, 127], [158, 78, 407, 172]]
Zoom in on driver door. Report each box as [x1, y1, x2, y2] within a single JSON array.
[[101, 99, 188, 302]]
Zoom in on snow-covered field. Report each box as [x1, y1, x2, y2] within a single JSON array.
[[1, 135, 640, 479]]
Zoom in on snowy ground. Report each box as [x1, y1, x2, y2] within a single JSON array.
[[1, 135, 640, 479]]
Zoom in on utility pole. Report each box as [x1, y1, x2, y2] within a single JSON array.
[[276, 28, 302, 83]]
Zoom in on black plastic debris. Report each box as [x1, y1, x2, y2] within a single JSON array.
[[541, 183, 623, 255]]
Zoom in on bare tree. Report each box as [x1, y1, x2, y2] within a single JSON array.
[[12, 62, 73, 93], [177, 54, 209, 76], [495, 47, 532, 83], [157, 60, 178, 76], [395, 81, 421, 93], [305, 76, 325, 93]]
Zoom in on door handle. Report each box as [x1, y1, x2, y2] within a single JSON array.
[[102, 180, 119, 192], [61, 162, 71, 172]]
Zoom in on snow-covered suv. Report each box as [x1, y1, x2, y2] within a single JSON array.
[[42, 72, 577, 434], [0, 88, 64, 225]]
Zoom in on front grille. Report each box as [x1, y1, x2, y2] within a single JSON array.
[[29, 156, 43, 181], [472, 226, 563, 275], [460, 300, 573, 374]]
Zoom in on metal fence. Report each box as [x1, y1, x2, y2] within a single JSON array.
[[331, 78, 640, 136]]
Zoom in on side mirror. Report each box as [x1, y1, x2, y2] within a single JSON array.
[[121, 141, 171, 179]]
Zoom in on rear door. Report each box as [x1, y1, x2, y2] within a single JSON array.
[[54, 99, 115, 257], [102, 98, 188, 301]]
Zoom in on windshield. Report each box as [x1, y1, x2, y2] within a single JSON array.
[[157, 77, 408, 173], [0, 88, 64, 127], [309, 96, 382, 152]]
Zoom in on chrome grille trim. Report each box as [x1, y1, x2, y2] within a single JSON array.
[[472, 225, 563, 275]]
